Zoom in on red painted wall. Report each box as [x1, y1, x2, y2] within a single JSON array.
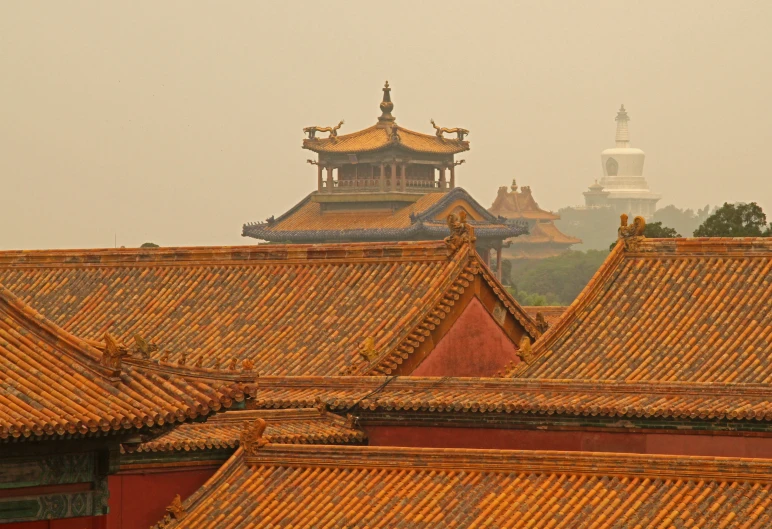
[[411, 297, 519, 377], [106, 467, 218, 529], [365, 425, 772, 458], [4, 517, 105, 529]]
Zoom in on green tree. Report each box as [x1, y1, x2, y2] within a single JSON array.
[[609, 221, 680, 250], [554, 206, 619, 251], [140, 242, 160, 248], [693, 202, 772, 237], [506, 250, 609, 305], [653, 205, 712, 237]]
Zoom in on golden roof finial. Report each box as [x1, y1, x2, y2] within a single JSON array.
[[511, 179, 518, 193], [378, 80, 395, 124]]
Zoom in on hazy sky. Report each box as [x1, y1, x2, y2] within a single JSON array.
[[2, 1, 770, 249]]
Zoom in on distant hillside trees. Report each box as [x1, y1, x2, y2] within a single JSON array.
[[693, 202, 772, 237], [503, 250, 609, 306], [554, 207, 619, 251], [652, 205, 712, 237], [140, 242, 160, 248]]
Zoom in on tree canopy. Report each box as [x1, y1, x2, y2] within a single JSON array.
[[652, 205, 712, 237], [504, 250, 609, 306], [140, 242, 160, 248], [693, 202, 772, 237]]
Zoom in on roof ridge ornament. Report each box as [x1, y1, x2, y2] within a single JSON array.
[[157, 494, 186, 528], [101, 332, 128, 370], [516, 336, 534, 364], [430, 119, 469, 141], [303, 120, 345, 140], [131, 334, 158, 359], [617, 213, 646, 251], [444, 211, 476, 252], [240, 417, 269, 455], [378, 80, 395, 124]]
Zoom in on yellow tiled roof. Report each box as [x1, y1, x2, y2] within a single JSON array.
[[154, 444, 772, 528], [510, 238, 772, 382], [304, 124, 469, 155]]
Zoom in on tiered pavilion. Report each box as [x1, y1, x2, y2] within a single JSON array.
[[242, 82, 524, 278]]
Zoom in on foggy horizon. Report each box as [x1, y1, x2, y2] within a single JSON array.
[[2, 1, 770, 250]]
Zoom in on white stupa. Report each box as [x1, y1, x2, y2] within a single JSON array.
[[584, 105, 661, 218]]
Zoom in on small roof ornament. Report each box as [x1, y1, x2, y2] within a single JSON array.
[[378, 81, 395, 124]]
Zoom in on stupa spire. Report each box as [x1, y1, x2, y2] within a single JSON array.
[[615, 104, 630, 147], [377, 81, 396, 125]]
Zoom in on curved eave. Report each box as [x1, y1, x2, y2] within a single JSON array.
[[303, 139, 469, 156]]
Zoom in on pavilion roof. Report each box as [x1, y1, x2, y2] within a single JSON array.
[[508, 221, 581, 246], [0, 284, 255, 441], [509, 237, 772, 382], [304, 123, 469, 155], [125, 408, 365, 454], [243, 187, 525, 243], [0, 240, 537, 376], [488, 182, 560, 221], [153, 443, 772, 528]]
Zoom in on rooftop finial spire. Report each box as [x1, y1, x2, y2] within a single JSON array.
[[378, 80, 395, 124], [615, 104, 630, 147]]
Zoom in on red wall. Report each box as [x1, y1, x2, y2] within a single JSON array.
[[4, 517, 105, 529], [365, 425, 772, 458], [106, 467, 219, 529], [411, 298, 519, 377]]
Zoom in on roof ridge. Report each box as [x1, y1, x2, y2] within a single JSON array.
[[242, 444, 772, 483], [0, 241, 454, 268]]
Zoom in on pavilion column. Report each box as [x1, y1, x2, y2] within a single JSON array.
[[401, 164, 407, 191], [450, 164, 456, 189], [379, 163, 385, 191], [326, 166, 334, 192], [390, 161, 397, 192], [496, 246, 503, 281], [317, 164, 323, 192], [439, 167, 447, 190]]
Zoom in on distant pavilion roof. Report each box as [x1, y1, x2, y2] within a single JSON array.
[[302, 81, 469, 156], [243, 187, 525, 243], [488, 180, 560, 221]]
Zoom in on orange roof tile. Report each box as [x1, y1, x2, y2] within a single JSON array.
[[126, 408, 365, 454], [248, 376, 772, 423], [0, 284, 254, 440], [303, 124, 469, 155], [488, 183, 560, 221], [243, 187, 525, 243], [154, 444, 772, 528], [510, 238, 772, 382], [0, 241, 537, 376]]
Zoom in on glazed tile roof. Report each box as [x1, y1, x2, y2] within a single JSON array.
[[488, 183, 560, 221], [0, 241, 537, 376], [155, 444, 772, 528], [0, 284, 255, 440], [248, 376, 772, 423], [243, 187, 526, 243], [303, 124, 469, 155], [127, 408, 365, 453], [509, 238, 772, 382]]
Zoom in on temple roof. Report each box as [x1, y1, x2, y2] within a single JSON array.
[[509, 237, 772, 382], [0, 240, 537, 376], [302, 82, 469, 156], [243, 187, 525, 243], [248, 376, 772, 424], [126, 408, 365, 454], [153, 444, 772, 528], [0, 284, 254, 441], [488, 180, 560, 221]]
